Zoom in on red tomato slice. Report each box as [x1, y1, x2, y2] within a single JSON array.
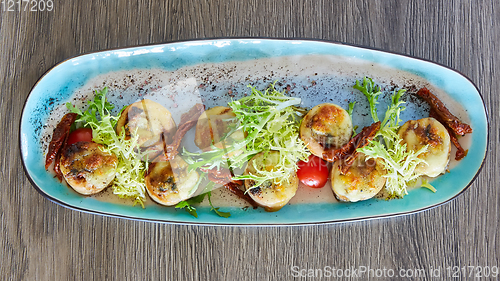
[[297, 155, 329, 188], [66, 128, 93, 146]]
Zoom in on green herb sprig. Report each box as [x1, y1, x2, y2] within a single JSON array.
[[66, 88, 148, 206], [355, 78, 432, 198]]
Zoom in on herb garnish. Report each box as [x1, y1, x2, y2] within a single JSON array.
[[355, 78, 432, 198]]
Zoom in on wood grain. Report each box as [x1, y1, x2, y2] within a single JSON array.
[[1, 0, 498, 280]]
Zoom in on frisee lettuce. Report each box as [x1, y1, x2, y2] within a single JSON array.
[[347, 101, 358, 136], [66, 88, 148, 206], [185, 83, 310, 187], [421, 179, 437, 193], [231, 85, 310, 186], [66, 88, 117, 127], [353, 77, 382, 122], [175, 181, 230, 218], [207, 192, 231, 218], [175, 191, 207, 218], [354, 78, 431, 198], [358, 136, 428, 198]]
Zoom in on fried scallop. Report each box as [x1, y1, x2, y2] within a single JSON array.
[[116, 99, 177, 157], [144, 156, 199, 206], [243, 151, 299, 212], [330, 153, 386, 202], [60, 141, 118, 195], [398, 117, 451, 177], [194, 106, 245, 158], [195, 106, 234, 148], [299, 103, 353, 158]]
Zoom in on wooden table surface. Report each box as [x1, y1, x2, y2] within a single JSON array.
[[2, 1, 498, 280]]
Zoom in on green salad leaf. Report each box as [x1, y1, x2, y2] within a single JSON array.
[[355, 78, 431, 198], [353, 77, 382, 122], [421, 179, 437, 193], [66, 88, 148, 206], [175, 181, 230, 218], [175, 192, 207, 218], [207, 192, 231, 218], [66, 88, 117, 127], [347, 101, 358, 136], [184, 83, 310, 187]]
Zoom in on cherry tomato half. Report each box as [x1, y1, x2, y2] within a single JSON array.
[[297, 155, 329, 188], [66, 128, 93, 146]]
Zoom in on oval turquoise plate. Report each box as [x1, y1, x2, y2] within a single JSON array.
[[20, 39, 488, 226]]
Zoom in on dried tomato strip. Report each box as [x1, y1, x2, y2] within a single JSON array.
[[201, 167, 258, 208], [201, 166, 234, 185], [416, 87, 472, 136], [322, 121, 381, 166], [339, 122, 381, 174], [223, 182, 259, 208], [158, 104, 205, 161], [447, 126, 468, 161], [45, 113, 78, 170], [429, 109, 468, 161], [53, 148, 64, 181]]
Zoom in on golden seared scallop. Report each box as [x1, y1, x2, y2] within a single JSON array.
[[144, 156, 199, 206], [300, 103, 353, 158], [330, 153, 386, 202], [116, 99, 177, 149], [398, 117, 451, 177], [244, 151, 299, 212], [194, 106, 245, 158], [195, 106, 235, 148], [60, 141, 118, 195]]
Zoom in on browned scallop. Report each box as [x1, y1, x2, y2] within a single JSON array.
[[330, 153, 386, 202], [60, 141, 118, 195], [145, 156, 199, 206], [195, 106, 233, 148], [116, 99, 177, 158], [194, 106, 245, 153], [300, 103, 353, 159], [398, 117, 451, 177], [244, 151, 299, 212]]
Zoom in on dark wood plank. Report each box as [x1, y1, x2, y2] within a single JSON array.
[[1, 0, 498, 280]]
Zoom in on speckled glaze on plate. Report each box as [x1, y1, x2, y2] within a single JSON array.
[[20, 39, 488, 226]]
